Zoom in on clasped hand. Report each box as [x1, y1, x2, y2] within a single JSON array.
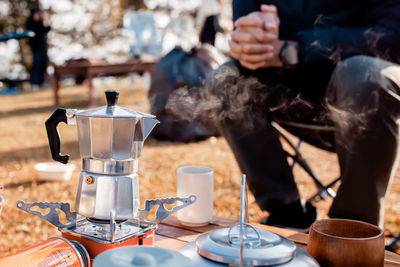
[[229, 4, 284, 70]]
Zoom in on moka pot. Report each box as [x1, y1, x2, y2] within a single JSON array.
[[45, 90, 159, 221]]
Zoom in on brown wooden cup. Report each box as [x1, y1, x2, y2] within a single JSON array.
[[307, 219, 384, 267]]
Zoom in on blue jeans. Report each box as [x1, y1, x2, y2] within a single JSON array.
[[30, 51, 48, 86]]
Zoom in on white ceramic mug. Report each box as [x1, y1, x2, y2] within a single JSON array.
[[177, 166, 214, 227]]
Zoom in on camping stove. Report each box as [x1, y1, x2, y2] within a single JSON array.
[[17, 195, 195, 259], [16, 90, 196, 260]]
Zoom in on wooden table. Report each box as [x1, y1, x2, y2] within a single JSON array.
[[52, 58, 157, 106], [156, 216, 400, 267]]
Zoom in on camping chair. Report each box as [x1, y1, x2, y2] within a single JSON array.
[[273, 120, 400, 253], [271, 121, 341, 203]]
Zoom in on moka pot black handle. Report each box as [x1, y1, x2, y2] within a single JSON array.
[[45, 108, 69, 164]]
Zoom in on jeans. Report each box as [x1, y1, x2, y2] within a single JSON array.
[[202, 55, 400, 226], [30, 51, 48, 86]]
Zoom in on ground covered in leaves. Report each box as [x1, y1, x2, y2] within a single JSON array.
[[0, 81, 400, 255]]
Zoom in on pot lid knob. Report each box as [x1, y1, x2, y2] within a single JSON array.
[[105, 90, 119, 106]]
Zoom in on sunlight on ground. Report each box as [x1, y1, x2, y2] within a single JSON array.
[[0, 80, 399, 255]]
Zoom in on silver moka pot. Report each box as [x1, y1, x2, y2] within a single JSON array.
[[45, 90, 159, 221]]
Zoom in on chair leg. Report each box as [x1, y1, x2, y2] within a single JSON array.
[[307, 177, 340, 203], [272, 122, 341, 203], [286, 150, 341, 202], [285, 152, 326, 192], [290, 140, 303, 169]]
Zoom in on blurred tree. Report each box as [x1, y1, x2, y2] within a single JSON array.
[[45, 0, 128, 63], [0, 0, 39, 33], [0, 0, 129, 80], [0, 0, 40, 78]]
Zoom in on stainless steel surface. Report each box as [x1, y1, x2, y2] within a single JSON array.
[[53, 91, 159, 221], [74, 109, 158, 161], [75, 172, 139, 220], [239, 174, 246, 266], [227, 176, 261, 249], [179, 241, 320, 267], [138, 195, 197, 223], [64, 92, 159, 162], [228, 223, 261, 247], [76, 105, 154, 118], [196, 227, 296, 266], [82, 158, 138, 174], [16, 201, 77, 228], [66, 109, 78, 125], [94, 246, 195, 267], [60, 217, 157, 243], [110, 210, 116, 242], [191, 173, 298, 266]]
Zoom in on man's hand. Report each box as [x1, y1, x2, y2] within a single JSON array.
[[235, 4, 280, 35], [229, 4, 284, 70]]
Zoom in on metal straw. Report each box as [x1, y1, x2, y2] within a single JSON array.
[[239, 174, 246, 267], [245, 178, 249, 224]]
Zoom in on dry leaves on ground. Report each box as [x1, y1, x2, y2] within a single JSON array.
[[0, 81, 399, 255]]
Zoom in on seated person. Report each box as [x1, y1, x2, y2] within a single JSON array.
[[199, 0, 400, 229]]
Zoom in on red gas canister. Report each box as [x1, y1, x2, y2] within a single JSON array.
[[0, 237, 90, 267]]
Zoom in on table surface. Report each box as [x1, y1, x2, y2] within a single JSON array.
[[155, 216, 400, 267]]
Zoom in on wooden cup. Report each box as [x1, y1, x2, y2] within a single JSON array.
[[307, 219, 384, 267]]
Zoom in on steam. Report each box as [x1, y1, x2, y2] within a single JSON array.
[[165, 63, 316, 134], [324, 57, 386, 152], [164, 30, 397, 151], [306, 28, 394, 67], [364, 29, 388, 60]]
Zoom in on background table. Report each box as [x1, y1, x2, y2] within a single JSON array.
[[52, 59, 156, 106], [156, 216, 400, 267]]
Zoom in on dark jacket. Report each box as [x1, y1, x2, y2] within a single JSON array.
[[25, 19, 51, 52], [233, 0, 400, 72]]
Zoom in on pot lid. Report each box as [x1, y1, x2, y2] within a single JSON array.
[[196, 225, 296, 266], [93, 246, 195, 267], [180, 240, 320, 267], [76, 90, 156, 118]]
